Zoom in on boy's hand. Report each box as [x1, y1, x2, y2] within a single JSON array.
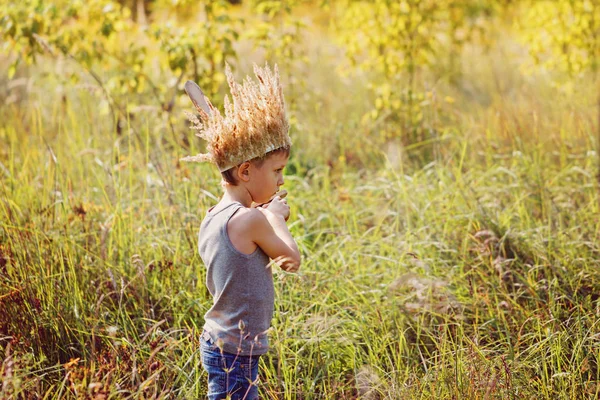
[[253, 189, 288, 208], [260, 196, 290, 222]]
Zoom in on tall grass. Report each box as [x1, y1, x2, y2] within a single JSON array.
[[1, 20, 599, 400]]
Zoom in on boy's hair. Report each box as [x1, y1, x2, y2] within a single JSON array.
[[221, 146, 290, 186]]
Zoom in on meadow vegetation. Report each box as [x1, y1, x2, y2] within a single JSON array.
[[0, 0, 599, 398]]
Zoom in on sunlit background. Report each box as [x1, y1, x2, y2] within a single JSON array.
[[1, 0, 599, 398]]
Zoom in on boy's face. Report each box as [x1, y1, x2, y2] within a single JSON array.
[[247, 152, 289, 204]]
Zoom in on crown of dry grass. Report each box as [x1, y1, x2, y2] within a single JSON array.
[[181, 63, 291, 172]]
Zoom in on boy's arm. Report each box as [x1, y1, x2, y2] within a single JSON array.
[[249, 209, 301, 272]]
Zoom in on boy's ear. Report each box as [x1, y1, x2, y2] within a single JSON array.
[[237, 162, 251, 182]]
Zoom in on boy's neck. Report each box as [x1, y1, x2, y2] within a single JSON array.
[[222, 184, 253, 208]]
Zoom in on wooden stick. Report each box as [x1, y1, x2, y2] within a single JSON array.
[[255, 189, 288, 208]]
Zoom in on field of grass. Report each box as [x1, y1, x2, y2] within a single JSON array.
[[1, 11, 599, 399]]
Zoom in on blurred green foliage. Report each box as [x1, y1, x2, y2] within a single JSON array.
[[333, 0, 500, 146], [1, 0, 241, 141], [518, 0, 600, 77], [1, 0, 596, 147]]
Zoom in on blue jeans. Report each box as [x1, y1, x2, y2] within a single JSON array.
[[200, 332, 261, 400]]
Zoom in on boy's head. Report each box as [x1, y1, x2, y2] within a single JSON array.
[[221, 146, 290, 204], [180, 63, 292, 176]]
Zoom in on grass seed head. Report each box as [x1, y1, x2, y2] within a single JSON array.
[[181, 63, 292, 172]]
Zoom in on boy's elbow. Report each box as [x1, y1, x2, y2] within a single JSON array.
[[287, 258, 301, 273], [278, 254, 301, 273]]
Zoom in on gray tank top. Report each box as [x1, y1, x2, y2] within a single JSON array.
[[198, 201, 274, 356]]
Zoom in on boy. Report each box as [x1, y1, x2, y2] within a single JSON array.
[[182, 63, 301, 400]]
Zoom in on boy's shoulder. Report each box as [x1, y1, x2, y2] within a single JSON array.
[[227, 205, 274, 254], [229, 206, 269, 233]]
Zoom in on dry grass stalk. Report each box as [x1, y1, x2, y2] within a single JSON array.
[[181, 63, 292, 172]]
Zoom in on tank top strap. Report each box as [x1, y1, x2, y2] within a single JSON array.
[[220, 202, 245, 241], [207, 201, 242, 217]]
